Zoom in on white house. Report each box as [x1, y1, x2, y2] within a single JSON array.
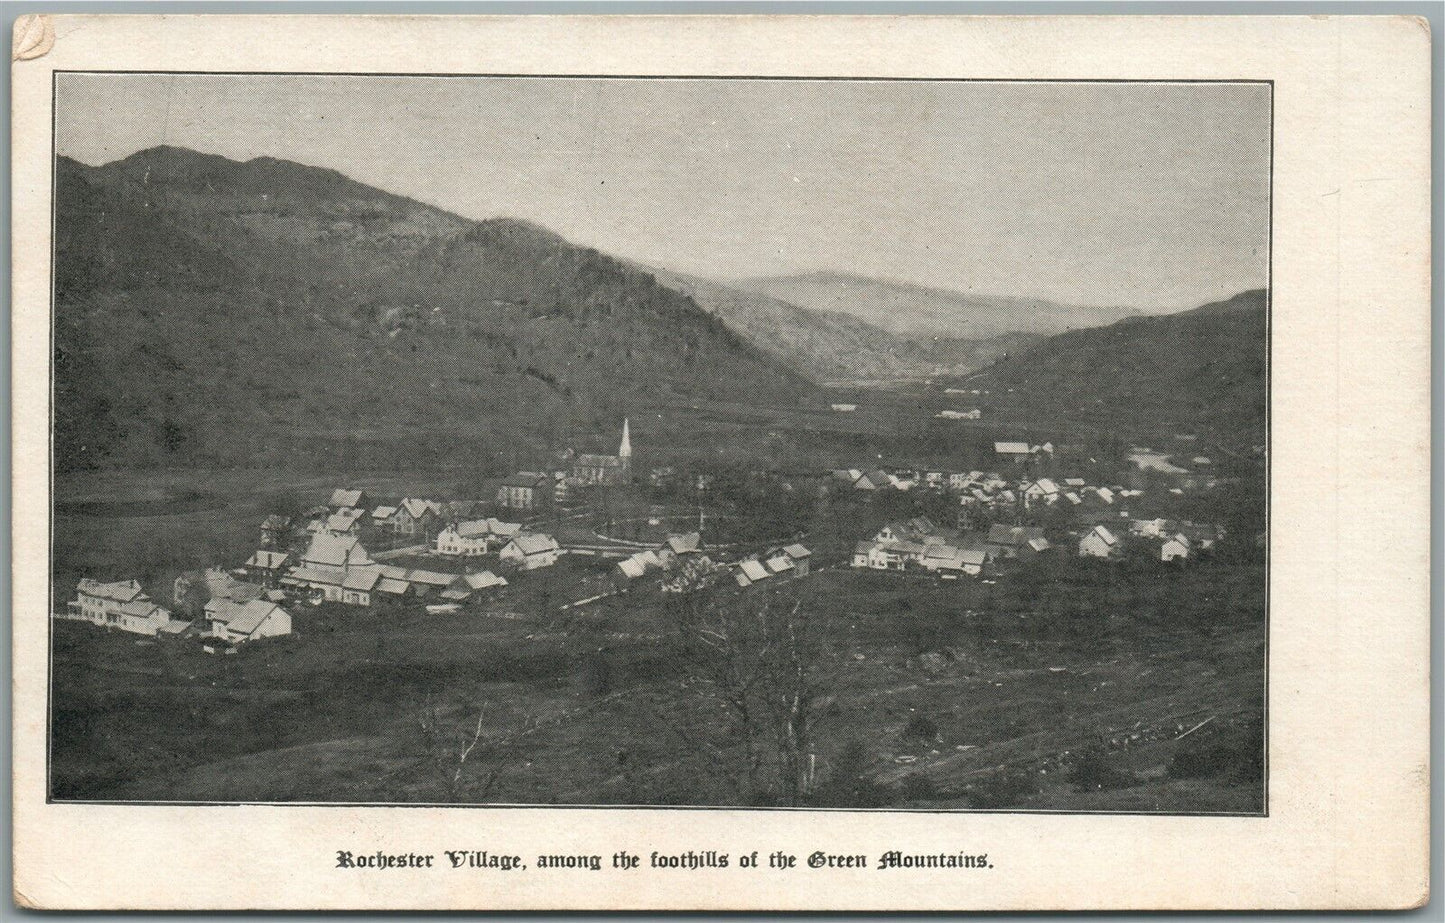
[[995, 441, 1032, 464], [657, 532, 703, 566], [436, 519, 495, 557], [499, 533, 561, 570], [301, 531, 374, 571], [205, 597, 292, 644], [1079, 525, 1122, 558], [781, 543, 812, 576], [325, 508, 365, 534], [733, 558, 772, 587], [764, 553, 795, 576], [328, 488, 368, 510], [1023, 478, 1061, 505], [370, 505, 398, 530], [1161, 534, 1191, 562], [934, 547, 988, 577], [66, 579, 172, 636]]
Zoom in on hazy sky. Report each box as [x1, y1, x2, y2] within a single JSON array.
[[57, 74, 1270, 311]]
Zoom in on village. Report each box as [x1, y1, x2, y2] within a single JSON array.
[[59, 418, 1232, 655]]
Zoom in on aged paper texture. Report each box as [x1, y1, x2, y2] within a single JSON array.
[[11, 14, 1431, 910]]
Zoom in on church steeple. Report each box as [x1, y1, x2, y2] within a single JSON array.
[[619, 417, 632, 459]]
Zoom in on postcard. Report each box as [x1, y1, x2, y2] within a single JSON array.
[[10, 13, 1431, 910]]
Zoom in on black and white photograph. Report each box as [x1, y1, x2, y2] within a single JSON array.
[[49, 73, 1271, 813]]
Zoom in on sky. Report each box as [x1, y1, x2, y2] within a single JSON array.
[[56, 74, 1270, 312]]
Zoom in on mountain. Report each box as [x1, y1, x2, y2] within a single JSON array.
[[959, 289, 1268, 444], [649, 269, 1040, 383], [732, 271, 1142, 341], [53, 146, 814, 472]]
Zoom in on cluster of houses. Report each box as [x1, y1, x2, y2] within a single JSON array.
[[493, 418, 636, 510], [607, 531, 815, 595], [260, 488, 566, 606], [731, 543, 813, 588], [63, 569, 293, 648], [851, 511, 1222, 580], [851, 517, 1010, 579]]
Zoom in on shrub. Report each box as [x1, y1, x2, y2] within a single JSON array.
[[1168, 718, 1263, 784], [967, 769, 1039, 809], [1068, 744, 1136, 792]]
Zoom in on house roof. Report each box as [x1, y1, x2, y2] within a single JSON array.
[[665, 532, 702, 554], [76, 578, 146, 603], [506, 533, 560, 557], [1090, 525, 1120, 545], [400, 498, 440, 518], [206, 598, 287, 636], [738, 559, 770, 581], [326, 509, 364, 532], [1027, 537, 1052, 552], [376, 577, 411, 595], [115, 598, 166, 618], [452, 519, 492, 539], [302, 532, 371, 569], [635, 549, 662, 569], [406, 569, 462, 588], [1029, 478, 1060, 494], [342, 570, 381, 592], [617, 558, 647, 579], [782, 543, 811, 559], [329, 488, 364, 509], [995, 441, 1031, 454], [246, 550, 289, 570], [487, 518, 522, 536], [765, 555, 795, 574], [854, 540, 878, 556], [1064, 478, 1086, 487], [371, 505, 398, 520], [464, 570, 507, 590], [284, 565, 347, 586]]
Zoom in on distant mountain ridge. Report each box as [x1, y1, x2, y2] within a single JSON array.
[[54, 146, 814, 471], [732, 271, 1143, 341], [961, 288, 1268, 444], [650, 268, 1041, 382]]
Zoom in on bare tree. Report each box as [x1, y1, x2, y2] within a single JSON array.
[[414, 696, 539, 802], [672, 584, 832, 806]]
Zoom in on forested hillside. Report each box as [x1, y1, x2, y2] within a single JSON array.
[[655, 270, 1039, 382], [54, 147, 814, 471], [960, 289, 1268, 445]]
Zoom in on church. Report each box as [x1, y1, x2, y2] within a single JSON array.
[[573, 418, 633, 486]]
